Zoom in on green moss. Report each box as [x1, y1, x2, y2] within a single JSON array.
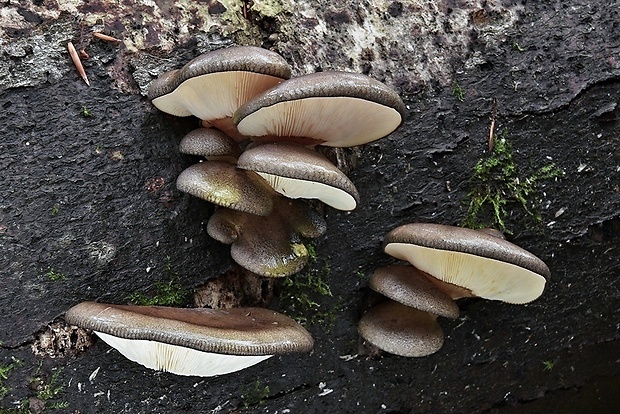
[[80, 106, 94, 117], [543, 360, 555, 371], [0, 358, 22, 399], [0, 363, 68, 413], [128, 256, 189, 306], [251, 0, 291, 17], [278, 243, 337, 325], [452, 81, 465, 102], [241, 380, 270, 408], [462, 130, 564, 233], [46, 269, 66, 282]]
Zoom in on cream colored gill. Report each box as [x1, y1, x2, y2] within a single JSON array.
[[383, 243, 546, 304], [96, 332, 273, 377], [152, 72, 284, 120], [237, 97, 402, 147], [257, 172, 357, 211]]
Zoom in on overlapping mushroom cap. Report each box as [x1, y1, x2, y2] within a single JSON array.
[[207, 197, 327, 277], [65, 302, 314, 377], [148, 46, 292, 139], [369, 265, 459, 319], [237, 143, 360, 210], [176, 161, 276, 216], [234, 71, 406, 147], [359, 300, 444, 357], [383, 223, 550, 304], [178, 128, 242, 161]]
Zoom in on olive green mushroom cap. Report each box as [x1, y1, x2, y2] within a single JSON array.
[[65, 302, 314, 377], [358, 300, 444, 357], [148, 46, 291, 122], [383, 223, 550, 304], [237, 143, 360, 210], [207, 197, 326, 277], [176, 161, 275, 216], [178, 128, 242, 161], [369, 265, 459, 319], [234, 71, 406, 147]]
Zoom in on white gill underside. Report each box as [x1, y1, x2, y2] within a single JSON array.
[[383, 244, 547, 304], [152, 72, 284, 120], [237, 97, 402, 147], [96, 332, 273, 377], [257, 172, 357, 211]]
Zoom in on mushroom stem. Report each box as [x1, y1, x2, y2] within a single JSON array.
[[202, 118, 248, 143]]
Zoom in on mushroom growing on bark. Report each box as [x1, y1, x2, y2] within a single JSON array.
[[234, 71, 406, 146], [176, 161, 276, 216], [178, 128, 242, 162], [358, 300, 444, 357], [383, 223, 550, 304], [148, 46, 291, 140], [64, 302, 314, 377], [237, 143, 360, 210]]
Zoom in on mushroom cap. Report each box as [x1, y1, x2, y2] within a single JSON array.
[[237, 143, 360, 210], [179, 128, 242, 161], [358, 300, 444, 357], [369, 265, 459, 319], [207, 198, 326, 277], [383, 223, 550, 304], [148, 46, 291, 122], [234, 71, 406, 147], [176, 161, 275, 216], [65, 302, 314, 377]]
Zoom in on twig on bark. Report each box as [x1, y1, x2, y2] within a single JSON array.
[[67, 42, 90, 86]]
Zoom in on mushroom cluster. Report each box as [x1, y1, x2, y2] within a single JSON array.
[[65, 302, 313, 377], [148, 46, 406, 278], [359, 223, 551, 357]]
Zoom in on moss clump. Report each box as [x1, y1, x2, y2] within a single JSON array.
[[128, 256, 189, 307], [241, 380, 270, 408], [463, 130, 564, 233]]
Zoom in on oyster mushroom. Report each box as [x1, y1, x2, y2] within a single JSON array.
[[148, 46, 291, 140], [65, 302, 313, 377], [178, 128, 242, 162], [237, 143, 360, 210], [176, 161, 276, 216], [234, 71, 406, 146], [383, 223, 550, 304]]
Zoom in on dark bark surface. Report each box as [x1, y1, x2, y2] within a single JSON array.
[[1, 1, 618, 413]]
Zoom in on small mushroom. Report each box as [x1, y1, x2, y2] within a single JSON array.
[[237, 143, 360, 210], [383, 223, 550, 304], [234, 71, 406, 147], [148, 46, 291, 139], [358, 300, 444, 357], [207, 197, 326, 277], [65, 302, 313, 377], [179, 128, 242, 162], [369, 265, 459, 319], [176, 161, 276, 216]]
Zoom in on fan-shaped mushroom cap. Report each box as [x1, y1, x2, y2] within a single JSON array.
[[383, 223, 550, 304], [359, 300, 444, 357], [207, 198, 326, 277], [234, 71, 406, 147], [237, 143, 360, 210], [148, 46, 291, 139], [179, 128, 242, 162], [65, 302, 314, 377], [369, 265, 459, 319], [176, 161, 275, 216]]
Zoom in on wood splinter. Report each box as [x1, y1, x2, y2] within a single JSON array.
[[67, 42, 89, 86], [93, 32, 122, 43]]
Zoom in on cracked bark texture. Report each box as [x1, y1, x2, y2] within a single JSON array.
[[1, 1, 619, 413]]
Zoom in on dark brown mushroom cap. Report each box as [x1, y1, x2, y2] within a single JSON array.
[[358, 300, 444, 357], [369, 265, 459, 319], [176, 161, 275, 216], [65, 302, 313, 355], [234, 71, 406, 147], [383, 223, 550, 304], [237, 143, 360, 210], [207, 197, 326, 277], [148, 47, 291, 128], [179, 128, 242, 160]]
